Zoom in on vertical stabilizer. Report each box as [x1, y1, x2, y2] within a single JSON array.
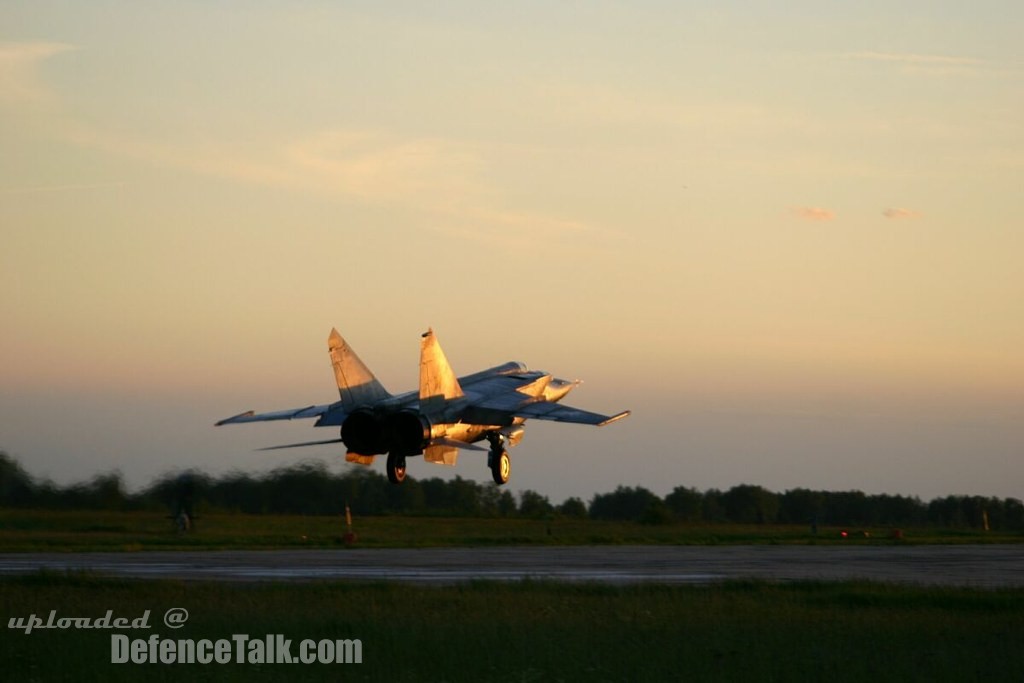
[[419, 328, 464, 411], [328, 328, 391, 407]]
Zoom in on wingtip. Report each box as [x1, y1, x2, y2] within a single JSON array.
[[215, 410, 255, 426], [598, 410, 631, 427]]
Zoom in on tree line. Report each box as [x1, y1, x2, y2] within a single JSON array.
[[1, 452, 1021, 529]]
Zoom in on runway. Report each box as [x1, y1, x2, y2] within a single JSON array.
[[1, 544, 1022, 586]]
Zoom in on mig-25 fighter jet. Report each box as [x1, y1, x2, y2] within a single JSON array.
[[217, 328, 630, 485]]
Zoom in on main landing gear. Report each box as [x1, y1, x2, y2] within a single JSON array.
[[386, 453, 407, 484], [487, 433, 511, 486]]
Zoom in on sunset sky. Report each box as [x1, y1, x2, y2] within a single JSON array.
[[2, 1, 1021, 503]]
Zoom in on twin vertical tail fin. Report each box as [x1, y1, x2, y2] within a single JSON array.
[[419, 328, 463, 412], [328, 328, 391, 408], [419, 328, 466, 466], [328, 326, 461, 413]]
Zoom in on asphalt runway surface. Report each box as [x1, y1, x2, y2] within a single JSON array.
[[1, 545, 1021, 586]]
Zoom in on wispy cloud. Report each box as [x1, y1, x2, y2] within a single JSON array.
[[791, 206, 836, 222], [431, 205, 614, 249], [843, 51, 985, 76], [282, 130, 483, 202], [2, 180, 126, 195], [0, 42, 605, 246], [882, 207, 921, 220], [64, 122, 609, 244], [0, 41, 74, 105], [531, 81, 822, 137], [847, 51, 983, 67], [62, 124, 479, 201]]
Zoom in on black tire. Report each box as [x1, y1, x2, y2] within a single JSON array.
[[386, 453, 407, 484], [491, 450, 510, 485]]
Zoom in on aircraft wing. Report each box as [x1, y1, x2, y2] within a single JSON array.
[[215, 404, 333, 426], [513, 402, 631, 426]]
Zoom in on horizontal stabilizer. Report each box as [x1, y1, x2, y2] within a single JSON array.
[[256, 438, 344, 451]]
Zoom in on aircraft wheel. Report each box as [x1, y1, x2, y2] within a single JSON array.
[[491, 450, 511, 485], [386, 453, 407, 484]]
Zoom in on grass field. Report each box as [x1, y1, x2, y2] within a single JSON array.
[[2, 572, 1022, 682], [1, 510, 1020, 552]]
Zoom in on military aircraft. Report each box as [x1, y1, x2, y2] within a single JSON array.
[[217, 328, 630, 485]]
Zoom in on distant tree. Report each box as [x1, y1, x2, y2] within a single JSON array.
[[664, 486, 703, 522], [336, 467, 389, 515], [962, 496, 989, 528], [58, 472, 129, 510], [264, 462, 337, 514], [638, 498, 673, 525], [1003, 498, 1024, 530], [557, 497, 588, 519], [721, 484, 778, 524], [589, 485, 660, 521], [418, 477, 451, 514], [386, 475, 425, 514], [0, 451, 1017, 527], [928, 495, 963, 527], [447, 477, 483, 516], [871, 493, 926, 526], [140, 469, 210, 516], [208, 471, 262, 513], [927, 495, 1005, 529], [0, 452, 35, 507], [519, 490, 553, 518], [497, 490, 517, 517], [823, 490, 870, 526], [480, 484, 519, 517], [778, 488, 825, 525], [701, 489, 726, 522]]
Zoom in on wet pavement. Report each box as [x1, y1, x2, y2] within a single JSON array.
[[1, 544, 1021, 586]]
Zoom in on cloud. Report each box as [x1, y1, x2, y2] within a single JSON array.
[[791, 206, 836, 222], [0, 41, 74, 105], [843, 51, 985, 76], [847, 51, 983, 67], [431, 206, 610, 249], [64, 122, 609, 244], [0, 43, 482, 206], [2, 43, 606, 246], [882, 207, 921, 220], [63, 124, 484, 203], [282, 130, 483, 202], [2, 181, 127, 195]]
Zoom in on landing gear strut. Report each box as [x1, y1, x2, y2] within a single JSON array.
[[386, 453, 407, 484], [487, 433, 511, 486]]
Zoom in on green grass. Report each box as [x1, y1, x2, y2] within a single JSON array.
[[2, 573, 1022, 682], [1, 510, 1020, 552]]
